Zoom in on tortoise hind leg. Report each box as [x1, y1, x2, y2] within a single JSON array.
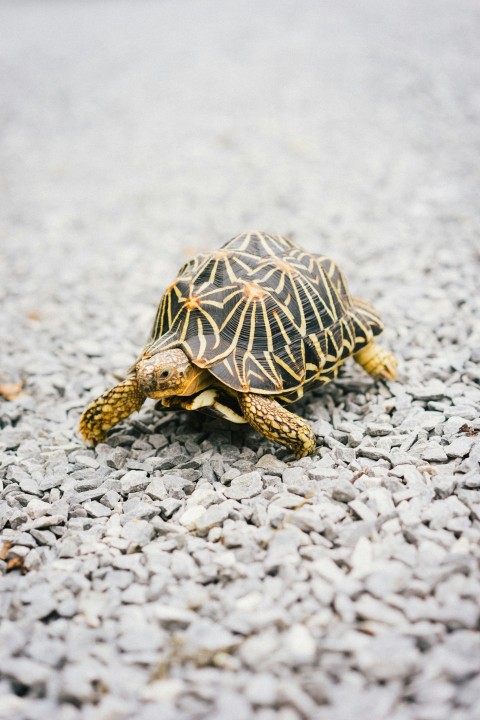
[[79, 378, 147, 445], [237, 392, 316, 459], [354, 341, 398, 381]]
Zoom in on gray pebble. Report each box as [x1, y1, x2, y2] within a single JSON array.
[[120, 519, 154, 548], [256, 454, 286, 475], [17, 473, 42, 496], [145, 478, 167, 501], [283, 624, 317, 664], [162, 473, 195, 497], [245, 672, 279, 705], [445, 436, 473, 458], [74, 454, 100, 469], [332, 478, 358, 503], [0, 657, 51, 687], [101, 489, 122, 509], [422, 442, 449, 463], [120, 470, 150, 494], [194, 501, 233, 533], [358, 446, 391, 461], [224, 471, 263, 499], [366, 422, 393, 436], [157, 498, 182, 518], [356, 634, 419, 680], [83, 500, 112, 518]]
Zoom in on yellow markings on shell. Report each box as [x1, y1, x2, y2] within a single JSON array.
[[297, 276, 325, 329], [185, 295, 201, 310], [223, 357, 234, 378], [248, 301, 257, 348], [284, 345, 298, 368], [273, 352, 302, 381], [196, 317, 207, 357], [261, 301, 274, 353], [263, 350, 281, 388], [242, 281, 267, 301], [271, 309, 291, 346]]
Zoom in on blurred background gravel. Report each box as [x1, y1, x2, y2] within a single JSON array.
[[1, 1, 479, 719]]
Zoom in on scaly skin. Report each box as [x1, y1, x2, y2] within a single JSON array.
[[79, 377, 147, 445], [354, 341, 398, 381], [237, 392, 316, 459]]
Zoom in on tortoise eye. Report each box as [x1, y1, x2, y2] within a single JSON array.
[[160, 370, 170, 379]]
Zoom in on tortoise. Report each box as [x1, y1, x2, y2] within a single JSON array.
[[79, 231, 397, 458]]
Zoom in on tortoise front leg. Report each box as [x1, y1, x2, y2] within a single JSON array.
[[79, 378, 147, 444], [237, 392, 316, 459]]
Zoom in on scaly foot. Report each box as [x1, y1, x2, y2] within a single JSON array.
[[79, 378, 147, 444], [238, 392, 316, 458]]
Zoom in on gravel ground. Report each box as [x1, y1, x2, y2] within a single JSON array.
[[1, 1, 480, 719]]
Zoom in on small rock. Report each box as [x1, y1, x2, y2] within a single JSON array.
[[224, 471, 263, 499], [25, 499, 53, 520], [283, 624, 316, 664], [349, 500, 377, 523], [432, 476, 455, 498], [157, 498, 182, 518], [27, 514, 65, 530], [350, 537, 374, 576], [356, 634, 419, 680], [121, 519, 154, 548], [120, 470, 150, 494], [142, 679, 184, 703], [358, 446, 391, 461], [240, 628, 280, 667], [75, 454, 100, 469], [422, 442, 448, 463], [422, 496, 470, 529], [101, 489, 121, 509], [118, 623, 165, 653], [256, 454, 286, 474], [17, 473, 42, 496], [410, 381, 446, 401], [145, 478, 167, 501], [83, 500, 111, 518], [245, 673, 279, 705], [179, 505, 207, 530], [286, 509, 325, 533], [355, 594, 406, 626], [311, 419, 334, 437], [282, 466, 305, 486], [0, 657, 50, 686], [364, 487, 396, 515], [445, 436, 473, 458], [419, 411, 446, 431], [122, 584, 148, 604], [162, 474, 195, 497], [331, 478, 358, 503], [154, 605, 196, 626], [366, 422, 393, 436], [194, 501, 232, 533], [183, 617, 237, 653]]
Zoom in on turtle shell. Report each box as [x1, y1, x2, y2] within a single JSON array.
[[145, 232, 383, 395]]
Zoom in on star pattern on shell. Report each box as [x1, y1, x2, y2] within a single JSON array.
[[145, 232, 383, 399]]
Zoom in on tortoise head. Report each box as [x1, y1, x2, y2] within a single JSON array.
[[135, 348, 210, 398]]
